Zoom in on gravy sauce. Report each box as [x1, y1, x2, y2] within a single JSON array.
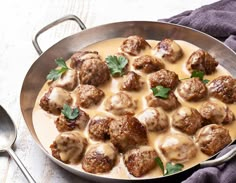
[[33, 38, 236, 179]]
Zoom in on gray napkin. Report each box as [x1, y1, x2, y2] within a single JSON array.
[[159, 0, 236, 52], [182, 145, 236, 183]]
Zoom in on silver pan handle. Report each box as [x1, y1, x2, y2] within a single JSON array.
[[200, 146, 236, 168], [32, 14, 86, 55]]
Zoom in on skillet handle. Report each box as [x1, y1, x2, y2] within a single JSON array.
[[32, 14, 86, 55], [200, 146, 236, 168]]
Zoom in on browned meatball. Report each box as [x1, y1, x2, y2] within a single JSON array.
[[70, 51, 101, 69], [121, 71, 143, 91], [137, 107, 169, 132], [178, 78, 207, 101], [39, 87, 72, 114], [186, 49, 218, 75], [82, 143, 117, 173], [104, 92, 137, 115], [146, 91, 180, 111], [53, 69, 78, 91], [172, 107, 202, 135], [133, 55, 164, 73], [120, 35, 151, 56], [159, 133, 197, 163], [154, 39, 183, 62], [109, 115, 148, 152], [149, 69, 179, 89], [196, 124, 232, 156], [79, 59, 110, 86], [50, 131, 87, 164], [199, 101, 235, 125], [88, 115, 113, 141], [123, 146, 158, 177], [75, 85, 104, 108], [208, 75, 236, 104], [55, 107, 90, 132]]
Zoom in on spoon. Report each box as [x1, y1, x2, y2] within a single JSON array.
[[0, 105, 36, 183]]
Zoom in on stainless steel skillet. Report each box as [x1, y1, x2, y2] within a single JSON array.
[[20, 15, 236, 183]]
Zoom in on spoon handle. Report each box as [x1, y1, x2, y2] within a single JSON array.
[[7, 148, 36, 183]]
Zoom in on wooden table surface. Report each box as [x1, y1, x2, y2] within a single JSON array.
[[0, 0, 219, 182]]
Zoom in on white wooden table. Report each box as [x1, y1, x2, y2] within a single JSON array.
[[0, 0, 219, 182]]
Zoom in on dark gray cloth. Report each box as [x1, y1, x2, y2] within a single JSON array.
[[159, 0, 236, 52], [182, 145, 236, 183]]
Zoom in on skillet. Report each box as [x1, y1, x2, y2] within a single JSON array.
[[20, 15, 236, 182]]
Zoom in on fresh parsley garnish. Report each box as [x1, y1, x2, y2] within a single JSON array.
[[181, 70, 210, 84], [105, 55, 128, 76], [151, 86, 171, 99], [155, 157, 164, 174], [155, 157, 184, 176], [46, 58, 69, 81], [165, 162, 184, 175], [61, 104, 79, 120]]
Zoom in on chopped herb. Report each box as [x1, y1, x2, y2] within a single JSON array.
[[151, 86, 171, 99], [202, 79, 210, 84], [165, 162, 184, 176], [46, 58, 69, 81], [105, 55, 128, 76], [61, 104, 79, 120], [155, 157, 164, 174], [155, 157, 184, 176], [180, 70, 210, 84], [191, 70, 204, 80]]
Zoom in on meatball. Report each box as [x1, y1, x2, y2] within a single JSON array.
[[196, 124, 232, 156], [208, 75, 236, 104], [137, 107, 169, 132], [186, 49, 218, 75], [159, 133, 197, 163], [70, 51, 101, 69], [40, 87, 72, 114], [82, 143, 117, 174], [172, 107, 202, 135], [104, 92, 137, 115], [121, 71, 143, 91], [75, 85, 104, 108], [149, 69, 179, 89], [88, 115, 113, 141], [178, 78, 207, 101], [79, 59, 110, 86], [133, 55, 164, 73], [50, 131, 87, 164], [55, 107, 90, 132], [123, 146, 158, 177], [120, 35, 151, 56], [154, 39, 183, 62], [199, 101, 235, 125], [146, 91, 180, 111], [53, 69, 78, 91], [109, 115, 147, 152]]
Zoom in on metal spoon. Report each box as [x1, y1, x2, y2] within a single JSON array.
[[0, 105, 36, 183]]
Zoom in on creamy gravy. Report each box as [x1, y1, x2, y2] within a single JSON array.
[[33, 38, 236, 179]]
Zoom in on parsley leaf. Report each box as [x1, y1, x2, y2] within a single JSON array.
[[151, 86, 171, 99], [180, 70, 210, 84], [155, 157, 164, 174], [191, 70, 204, 80], [165, 162, 184, 176], [105, 55, 128, 76], [61, 104, 79, 120], [202, 79, 210, 84], [46, 58, 69, 81], [155, 157, 184, 176]]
